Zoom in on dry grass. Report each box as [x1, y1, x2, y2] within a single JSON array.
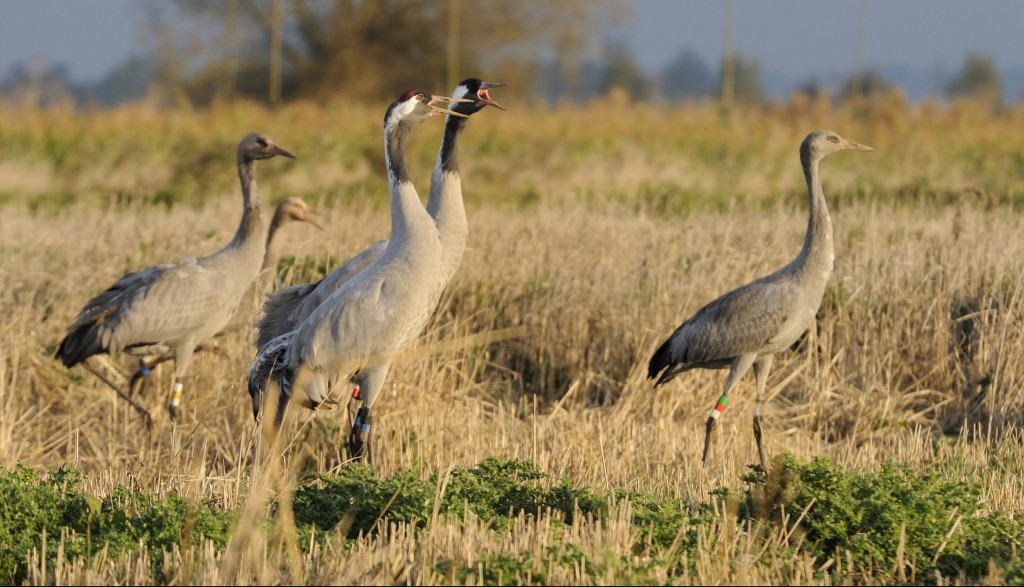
[[2, 93, 1024, 584]]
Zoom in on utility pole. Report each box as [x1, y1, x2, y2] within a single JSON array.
[[854, 0, 869, 95], [721, 0, 735, 115], [269, 0, 283, 107], [446, 0, 462, 91], [224, 0, 238, 102]]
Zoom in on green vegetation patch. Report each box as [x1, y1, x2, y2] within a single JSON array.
[[726, 454, 1024, 583], [291, 457, 606, 543], [0, 463, 230, 585], [3, 455, 1024, 585]]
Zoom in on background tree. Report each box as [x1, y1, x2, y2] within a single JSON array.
[[837, 69, 894, 101], [155, 0, 613, 105], [945, 53, 1002, 106], [659, 48, 714, 103], [0, 60, 77, 107], [715, 53, 763, 105], [599, 40, 650, 100]]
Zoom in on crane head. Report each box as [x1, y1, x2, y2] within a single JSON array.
[[388, 90, 473, 127], [238, 132, 296, 162], [803, 130, 874, 162], [451, 78, 507, 114], [276, 196, 323, 230]]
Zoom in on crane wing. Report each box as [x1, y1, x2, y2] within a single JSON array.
[[650, 276, 801, 383], [57, 260, 233, 365], [254, 239, 387, 350], [103, 261, 231, 351], [287, 274, 386, 374]]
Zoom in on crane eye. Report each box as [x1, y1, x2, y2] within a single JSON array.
[[827, 135, 839, 143], [257, 138, 268, 147]]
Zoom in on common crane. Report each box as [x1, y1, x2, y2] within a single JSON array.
[[648, 130, 873, 467], [250, 80, 503, 460], [56, 132, 295, 424], [247, 90, 472, 462]]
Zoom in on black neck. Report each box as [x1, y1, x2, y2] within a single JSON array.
[[438, 113, 469, 174]]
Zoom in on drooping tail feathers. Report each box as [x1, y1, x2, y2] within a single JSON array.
[[647, 336, 677, 386], [247, 331, 295, 422], [253, 279, 321, 351], [55, 318, 109, 367], [56, 263, 172, 368]]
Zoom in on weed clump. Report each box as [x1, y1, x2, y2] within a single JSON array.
[[728, 453, 1024, 583], [291, 457, 606, 543], [0, 462, 230, 584], [3, 455, 1023, 585]]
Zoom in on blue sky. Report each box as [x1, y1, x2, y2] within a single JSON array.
[[3, 1, 1023, 99]]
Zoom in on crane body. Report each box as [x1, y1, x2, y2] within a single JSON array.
[[648, 130, 873, 467]]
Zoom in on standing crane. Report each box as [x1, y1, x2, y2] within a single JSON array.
[[647, 130, 873, 467], [247, 89, 471, 460], [124, 196, 321, 393], [55, 132, 296, 424], [249, 79, 503, 460]]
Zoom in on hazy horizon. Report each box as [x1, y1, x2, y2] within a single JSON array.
[[3, 1, 1023, 101]]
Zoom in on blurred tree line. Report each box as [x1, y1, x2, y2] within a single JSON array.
[[0, 0, 1012, 110], [153, 0, 618, 104]]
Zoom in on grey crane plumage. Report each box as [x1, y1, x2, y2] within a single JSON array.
[[247, 90, 472, 457], [124, 196, 321, 391], [252, 79, 504, 352], [56, 132, 295, 423], [647, 130, 873, 467], [248, 79, 503, 460], [227, 196, 323, 334]]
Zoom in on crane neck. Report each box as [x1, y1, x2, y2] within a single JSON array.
[[794, 148, 833, 276], [384, 117, 414, 185], [384, 118, 437, 251], [263, 205, 291, 271], [434, 112, 469, 177], [224, 156, 267, 253], [427, 112, 470, 278]]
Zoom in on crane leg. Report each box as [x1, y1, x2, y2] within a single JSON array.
[[128, 354, 163, 398], [346, 386, 361, 430], [753, 410, 765, 468], [348, 367, 387, 464], [349, 404, 372, 463], [167, 381, 184, 423], [700, 354, 754, 466], [82, 359, 153, 430], [751, 356, 773, 469], [130, 340, 225, 398], [701, 394, 728, 464], [701, 413, 716, 464], [130, 351, 174, 397]]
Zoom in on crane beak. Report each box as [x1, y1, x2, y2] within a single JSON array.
[[270, 144, 297, 159], [428, 95, 473, 118], [841, 139, 874, 152], [476, 81, 507, 111], [304, 209, 325, 231]]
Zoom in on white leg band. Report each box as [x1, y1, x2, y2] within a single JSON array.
[[170, 382, 183, 407]]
